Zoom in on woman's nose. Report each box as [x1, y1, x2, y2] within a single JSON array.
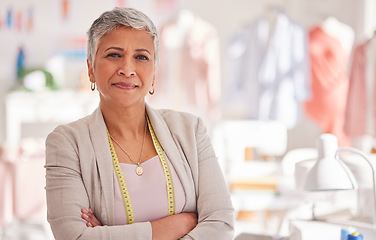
[[118, 70, 135, 77], [117, 60, 136, 77]]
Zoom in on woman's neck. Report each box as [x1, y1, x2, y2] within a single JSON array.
[[100, 101, 147, 139]]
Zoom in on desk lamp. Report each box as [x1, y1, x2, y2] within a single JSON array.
[[303, 133, 376, 226]]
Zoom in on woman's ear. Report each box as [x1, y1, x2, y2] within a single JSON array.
[[87, 59, 94, 82], [153, 64, 158, 85]]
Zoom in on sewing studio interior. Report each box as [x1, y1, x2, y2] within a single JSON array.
[[0, 0, 376, 239]]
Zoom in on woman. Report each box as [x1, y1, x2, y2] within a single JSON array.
[[45, 7, 234, 240]]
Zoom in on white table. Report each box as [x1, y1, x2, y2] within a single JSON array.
[[290, 219, 376, 240]]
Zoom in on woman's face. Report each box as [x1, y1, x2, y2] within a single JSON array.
[[88, 27, 155, 109]]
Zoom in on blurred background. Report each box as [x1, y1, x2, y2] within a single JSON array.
[[1, 0, 376, 239]]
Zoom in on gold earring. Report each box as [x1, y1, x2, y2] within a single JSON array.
[[149, 86, 155, 95], [91, 82, 96, 91]]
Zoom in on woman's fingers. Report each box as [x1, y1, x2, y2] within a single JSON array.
[[81, 208, 103, 227]]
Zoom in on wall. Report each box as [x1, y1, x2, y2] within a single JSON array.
[[0, 0, 373, 150], [0, 0, 109, 144], [0, 0, 176, 145]]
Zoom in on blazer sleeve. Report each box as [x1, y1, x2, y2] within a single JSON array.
[[45, 127, 152, 240], [181, 118, 235, 240]]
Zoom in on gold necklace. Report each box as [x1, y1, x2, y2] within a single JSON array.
[[108, 122, 147, 176], [106, 113, 175, 224]]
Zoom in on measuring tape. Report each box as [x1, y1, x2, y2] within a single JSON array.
[[146, 114, 175, 216], [106, 114, 175, 224], [107, 130, 135, 224]]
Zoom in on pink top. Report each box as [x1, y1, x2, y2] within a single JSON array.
[[113, 154, 186, 224], [345, 40, 376, 138], [305, 26, 350, 146]]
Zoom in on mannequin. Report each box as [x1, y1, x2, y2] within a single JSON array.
[[321, 16, 354, 55], [163, 9, 195, 49], [153, 9, 221, 126]]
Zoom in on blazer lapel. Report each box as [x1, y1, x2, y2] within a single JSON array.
[[88, 107, 115, 225], [146, 104, 196, 211]]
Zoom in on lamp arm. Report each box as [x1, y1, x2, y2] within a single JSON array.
[[335, 147, 376, 226]]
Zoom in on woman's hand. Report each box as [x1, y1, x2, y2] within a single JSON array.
[[151, 212, 198, 240], [81, 208, 198, 239], [81, 208, 102, 227]]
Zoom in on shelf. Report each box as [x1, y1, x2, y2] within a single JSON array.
[[5, 90, 99, 144]]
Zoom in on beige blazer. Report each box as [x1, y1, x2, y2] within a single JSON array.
[[45, 104, 234, 240]]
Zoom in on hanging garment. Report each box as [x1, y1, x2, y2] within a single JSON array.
[[344, 38, 376, 138], [151, 10, 221, 122], [226, 11, 310, 129], [305, 27, 350, 146]]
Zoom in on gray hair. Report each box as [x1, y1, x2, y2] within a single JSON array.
[[87, 7, 159, 65]]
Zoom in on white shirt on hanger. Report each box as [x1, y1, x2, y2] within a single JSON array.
[[321, 17, 354, 55]]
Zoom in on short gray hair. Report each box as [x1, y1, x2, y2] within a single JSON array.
[[87, 7, 159, 65]]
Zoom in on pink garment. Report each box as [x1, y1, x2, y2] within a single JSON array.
[[344, 40, 376, 137], [113, 155, 185, 224], [305, 27, 350, 146], [150, 11, 221, 121]]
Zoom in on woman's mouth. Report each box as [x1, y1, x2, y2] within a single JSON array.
[[112, 82, 138, 90]]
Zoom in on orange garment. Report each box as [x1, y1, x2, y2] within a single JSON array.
[[305, 27, 350, 146]]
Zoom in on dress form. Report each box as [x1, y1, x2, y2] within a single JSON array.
[[156, 9, 195, 111], [165, 9, 195, 49]]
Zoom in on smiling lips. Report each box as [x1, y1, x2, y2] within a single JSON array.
[[112, 82, 138, 90]]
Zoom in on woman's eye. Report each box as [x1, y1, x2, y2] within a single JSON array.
[[136, 55, 149, 61], [106, 53, 121, 58]]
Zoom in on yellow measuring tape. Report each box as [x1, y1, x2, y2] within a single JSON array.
[[106, 113, 175, 224], [107, 130, 135, 224], [146, 114, 175, 216]]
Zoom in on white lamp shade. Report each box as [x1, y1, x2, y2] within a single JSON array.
[[304, 134, 358, 191]]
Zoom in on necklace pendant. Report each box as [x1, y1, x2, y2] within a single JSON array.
[[136, 166, 143, 176]]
